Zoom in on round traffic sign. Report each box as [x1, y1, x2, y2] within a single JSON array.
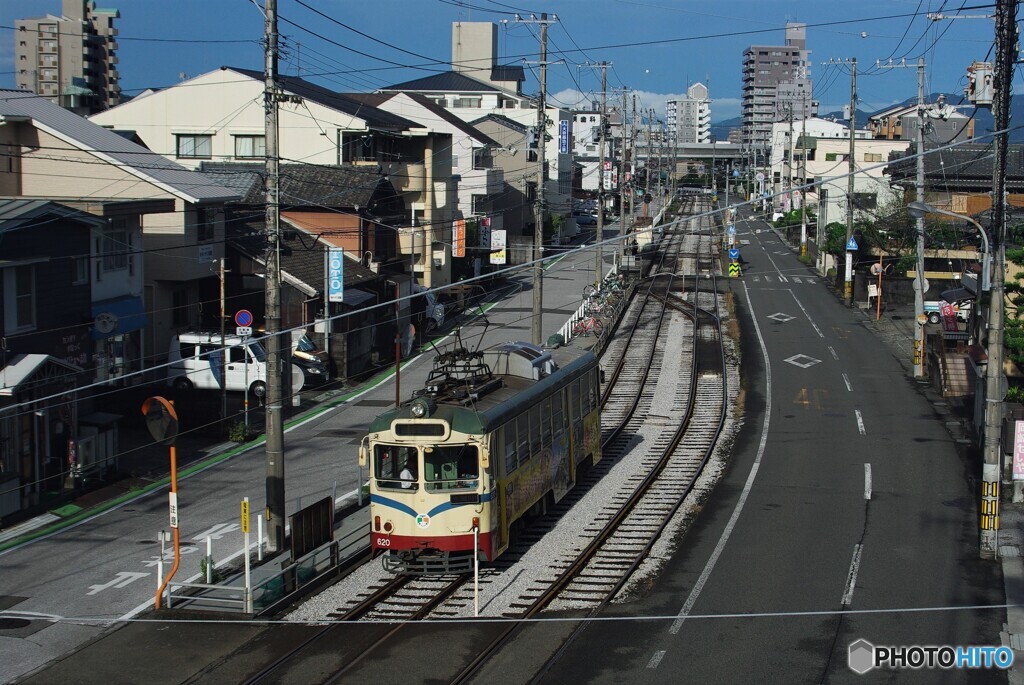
[[755, 172, 765, 182], [235, 309, 253, 327]]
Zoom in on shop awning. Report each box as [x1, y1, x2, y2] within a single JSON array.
[[91, 296, 147, 340], [0, 354, 81, 397]]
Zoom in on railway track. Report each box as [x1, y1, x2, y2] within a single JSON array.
[[247, 196, 737, 684]]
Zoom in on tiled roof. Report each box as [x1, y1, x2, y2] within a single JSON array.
[[200, 162, 397, 207], [886, 143, 1024, 190], [0, 89, 239, 203], [491, 65, 525, 82], [469, 113, 527, 134], [381, 71, 501, 93], [226, 67, 421, 131]]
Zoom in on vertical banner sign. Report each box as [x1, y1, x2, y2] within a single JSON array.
[[327, 247, 344, 303], [479, 216, 491, 250], [603, 170, 613, 191], [1014, 420, 1024, 480], [490, 229, 507, 265], [611, 169, 618, 189], [240, 498, 250, 533], [453, 219, 466, 257], [559, 119, 569, 154], [940, 302, 959, 332]]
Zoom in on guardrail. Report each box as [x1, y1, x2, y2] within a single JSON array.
[[165, 516, 369, 615]]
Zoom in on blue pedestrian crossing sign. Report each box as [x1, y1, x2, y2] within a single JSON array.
[[846, 236, 859, 251], [729, 248, 740, 260], [727, 224, 736, 235]]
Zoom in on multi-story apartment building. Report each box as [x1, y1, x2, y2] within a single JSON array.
[[380, 22, 574, 242], [14, 0, 121, 115], [741, 23, 814, 148], [667, 82, 711, 144]]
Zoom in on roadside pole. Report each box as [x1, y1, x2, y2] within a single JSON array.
[[143, 396, 180, 609], [242, 497, 252, 613]]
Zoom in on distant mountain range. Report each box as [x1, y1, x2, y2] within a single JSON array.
[[709, 93, 1024, 143]]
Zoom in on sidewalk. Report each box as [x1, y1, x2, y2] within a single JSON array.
[[758, 209, 1024, 680]]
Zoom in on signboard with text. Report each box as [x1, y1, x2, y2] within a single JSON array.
[[453, 219, 466, 258], [327, 247, 344, 303], [490, 229, 507, 265], [1014, 420, 1024, 480], [559, 120, 569, 154]]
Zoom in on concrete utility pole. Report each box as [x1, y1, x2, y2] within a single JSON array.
[[846, 57, 857, 305], [876, 57, 928, 378], [618, 87, 629, 267], [263, 0, 286, 552], [785, 103, 794, 216], [630, 94, 638, 234], [980, 0, 1018, 558], [590, 61, 609, 290], [518, 12, 557, 346], [800, 91, 808, 257]]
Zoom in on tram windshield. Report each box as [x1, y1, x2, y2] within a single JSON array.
[[425, 444, 479, 491], [373, 444, 418, 490]]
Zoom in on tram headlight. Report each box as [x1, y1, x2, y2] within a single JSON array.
[[410, 397, 436, 418]]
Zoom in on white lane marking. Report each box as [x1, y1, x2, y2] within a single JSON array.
[[788, 291, 824, 338], [828, 346, 839, 361], [647, 650, 666, 669], [793, 277, 803, 284], [842, 544, 864, 606], [864, 464, 872, 500], [87, 572, 149, 596], [843, 373, 853, 392], [856, 410, 866, 435], [778, 275, 789, 283], [670, 282, 773, 634]]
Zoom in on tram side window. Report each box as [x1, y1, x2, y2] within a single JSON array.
[[529, 405, 541, 455], [374, 444, 418, 490], [426, 444, 479, 491], [540, 397, 552, 446], [570, 380, 581, 422], [503, 423, 518, 474], [517, 413, 530, 465], [552, 391, 565, 435], [579, 374, 591, 415], [589, 369, 600, 411]]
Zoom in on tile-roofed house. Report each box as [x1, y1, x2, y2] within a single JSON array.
[[0, 88, 243, 378], [91, 66, 459, 291], [208, 162, 406, 380]]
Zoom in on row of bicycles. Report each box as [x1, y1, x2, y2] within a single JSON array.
[[571, 274, 628, 339]]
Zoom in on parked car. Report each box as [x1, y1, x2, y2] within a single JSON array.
[[572, 210, 598, 226], [167, 331, 304, 397]]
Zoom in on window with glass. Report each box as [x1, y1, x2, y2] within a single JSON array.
[[503, 423, 517, 474], [176, 134, 212, 159], [425, 444, 479, 491], [453, 96, 481, 108], [4, 265, 35, 333], [552, 391, 565, 434], [234, 135, 265, 159], [196, 207, 215, 242], [374, 444, 418, 490], [529, 406, 541, 455], [101, 228, 129, 272], [517, 413, 530, 464], [540, 397, 552, 446]]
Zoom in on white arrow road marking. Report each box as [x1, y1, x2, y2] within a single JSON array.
[[192, 523, 240, 541], [87, 572, 149, 595]]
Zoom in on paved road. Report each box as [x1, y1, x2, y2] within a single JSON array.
[[485, 208, 1005, 682], [0, 228, 626, 683]]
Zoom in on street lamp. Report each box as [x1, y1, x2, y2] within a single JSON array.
[[906, 201, 991, 291], [907, 199, 1002, 558]]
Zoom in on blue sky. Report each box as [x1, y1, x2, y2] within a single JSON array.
[[0, 1, 1001, 122]]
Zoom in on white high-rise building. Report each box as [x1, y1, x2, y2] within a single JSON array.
[[667, 82, 711, 144]]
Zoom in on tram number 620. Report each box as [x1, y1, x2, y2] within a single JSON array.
[[375, 536, 391, 547]]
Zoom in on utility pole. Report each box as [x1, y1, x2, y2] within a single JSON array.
[[518, 13, 557, 346], [825, 57, 859, 305], [219, 257, 227, 423], [876, 58, 927, 375], [980, 0, 1018, 558], [800, 90, 808, 257], [785, 103, 794, 217], [631, 94, 638, 231], [263, 0, 286, 553], [586, 61, 609, 290], [617, 87, 629, 268]]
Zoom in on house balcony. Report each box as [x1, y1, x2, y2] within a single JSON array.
[[462, 166, 503, 196], [393, 161, 426, 193]]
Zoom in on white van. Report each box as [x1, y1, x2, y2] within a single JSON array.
[[167, 332, 303, 398]]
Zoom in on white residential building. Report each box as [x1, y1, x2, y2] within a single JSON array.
[[667, 83, 711, 144]]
